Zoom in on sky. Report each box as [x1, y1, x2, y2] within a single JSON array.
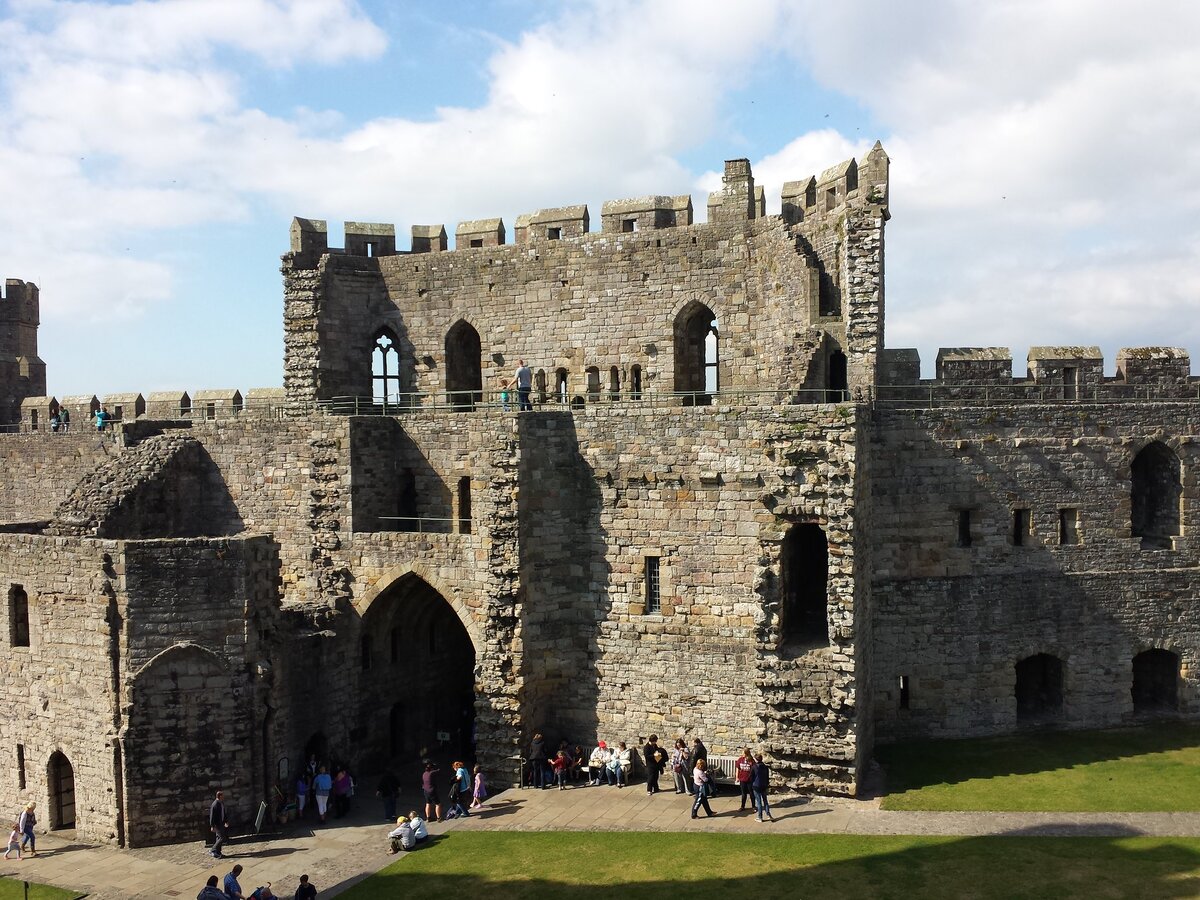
[[1, 0, 1198, 397]]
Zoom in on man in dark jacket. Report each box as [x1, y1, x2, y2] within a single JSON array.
[[529, 733, 547, 788], [209, 791, 228, 859], [643, 735, 666, 795]]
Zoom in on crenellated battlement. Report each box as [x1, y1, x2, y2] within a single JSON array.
[[284, 150, 891, 263]]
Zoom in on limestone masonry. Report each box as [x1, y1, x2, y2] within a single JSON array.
[[1, 144, 1197, 846]]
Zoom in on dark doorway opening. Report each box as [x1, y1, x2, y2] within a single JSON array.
[[1015, 654, 1064, 723], [780, 523, 828, 645], [1132, 649, 1179, 714], [445, 321, 483, 410], [827, 349, 848, 401], [1131, 441, 1181, 549], [48, 751, 75, 829], [360, 575, 476, 770]]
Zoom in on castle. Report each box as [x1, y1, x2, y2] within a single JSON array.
[[1, 144, 1196, 847]]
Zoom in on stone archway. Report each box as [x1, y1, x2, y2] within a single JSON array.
[[48, 751, 75, 829], [357, 573, 477, 770]]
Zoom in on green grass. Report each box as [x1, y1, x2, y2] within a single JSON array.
[[877, 722, 1200, 811], [339, 831, 1200, 900], [0, 878, 82, 900]]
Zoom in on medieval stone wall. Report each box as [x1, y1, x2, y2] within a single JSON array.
[[0, 433, 112, 523]]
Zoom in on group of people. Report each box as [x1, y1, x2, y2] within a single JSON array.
[[293, 757, 356, 825], [197, 867, 317, 900], [3, 801, 37, 860], [419, 760, 487, 822]]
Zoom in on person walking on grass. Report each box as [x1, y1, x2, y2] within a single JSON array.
[[751, 753, 775, 822], [691, 759, 715, 818]]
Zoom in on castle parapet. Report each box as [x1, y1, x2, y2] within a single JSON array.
[[103, 393, 146, 422], [61, 394, 99, 424], [600, 195, 693, 233], [289, 217, 328, 264], [410, 225, 447, 254], [781, 177, 816, 225], [146, 391, 191, 419], [514, 205, 589, 244], [19, 396, 57, 432], [456, 218, 506, 249], [1027, 346, 1103, 387], [1117, 347, 1190, 384], [194, 389, 243, 419], [707, 158, 756, 224], [936, 347, 1012, 384], [879, 348, 920, 385], [346, 222, 397, 257]]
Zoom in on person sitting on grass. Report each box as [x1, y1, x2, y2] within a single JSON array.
[[388, 816, 416, 853], [407, 810, 429, 844]]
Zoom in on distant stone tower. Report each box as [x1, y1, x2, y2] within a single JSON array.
[[0, 279, 45, 423]]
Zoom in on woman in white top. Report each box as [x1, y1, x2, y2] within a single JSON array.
[[691, 758, 715, 818]]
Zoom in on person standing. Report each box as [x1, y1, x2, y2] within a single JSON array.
[[292, 875, 317, 900], [751, 753, 775, 822], [421, 762, 442, 823], [18, 802, 35, 856], [208, 791, 228, 859], [294, 772, 310, 820], [528, 733, 547, 788], [59, 405, 70, 433], [513, 360, 533, 411], [670, 738, 691, 794], [312, 767, 332, 823], [376, 771, 400, 821], [471, 765, 488, 809], [223, 864, 245, 899], [736, 747, 755, 811], [691, 759, 715, 818], [643, 735, 665, 795], [691, 737, 708, 769]]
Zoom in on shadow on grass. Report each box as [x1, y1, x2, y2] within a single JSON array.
[[329, 830, 1200, 900], [876, 721, 1200, 795]]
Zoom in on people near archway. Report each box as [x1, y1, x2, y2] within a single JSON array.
[[751, 753, 775, 823], [528, 733, 547, 788], [18, 802, 35, 856], [644, 734, 667, 795], [570, 744, 586, 783], [293, 874, 317, 900], [551, 750, 570, 789], [446, 761, 471, 818], [471, 765, 488, 809], [375, 771, 400, 821], [332, 768, 353, 818], [59, 405, 70, 433], [421, 761, 442, 823], [588, 741, 609, 785], [50, 411, 60, 433], [313, 767, 332, 823], [512, 359, 534, 411], [387, 816, 415, 854], [407, 810, 429, 843], [691, 759, 715, 819], [197, 874, 225, 900], [294, 772, 310, 820], [207, 792, 226, 859], [671, 738, 692, 795], [736, 747, 755, 811], [4, 821, 21, 860]]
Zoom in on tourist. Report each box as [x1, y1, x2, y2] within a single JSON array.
[[209, 791, 228, 858], [736, 747, 755, 811], [588, 741, 609, 785], [4, 821, 21, 860], [691, 759, 715, 818], [387, 816, 415, 853], [447, 761, 470, 818], [551, 750, 569, 789], [197, 875, 225, 900], [375, 771, 400, 821], [644, 734, 666, 795], [59, 405, 70, 433], [18, 802, 35, 856], [294, 772, 310, 820], [528, 733, 547, 788], [223, 864, 245, 899], [499, 379, 510, 412], [751, 753, 775, 823], [471, 765, 488, 809], [512, 359, 533, 411], [421, 761, 442, 823], [248, 884, 275, 900], [671, 738, 692, 794], [50, 411, 60, 433], [691, 737, 708, 770], [332, 768, 352, 818], [293, 875, 317, 900], [94, 405, 109, 431], [313, 767, 332, 823], [611, 741, 632, 788], [570, 743, 586, 783], [407, 810, 429, 843]]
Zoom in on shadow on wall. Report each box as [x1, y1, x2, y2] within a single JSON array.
[[349, 417, 452, 532], [331, 831, 1200, 899], [516, 411, 610, 753]]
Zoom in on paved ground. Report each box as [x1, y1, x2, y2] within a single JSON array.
[[6, 783, 1200, 898]]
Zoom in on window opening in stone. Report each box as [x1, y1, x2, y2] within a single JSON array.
[[1131, 441, 1181, 549], [825, 187, 837, 211], [570, 395, 585, 410], [827, 349, 848, 400], [780, 523, 828, 645], [956, 509, 973, 548], [1058, 508, 1079, 545], [47, 751, 75, 829], [622, 219, 637, 233], [16, 744, 25, 790], [555, 368, 569, 404], [445, 320, 483, 411], [366, 242, 375, 258], [180, 396, 191, 416], [233, 395, 243, 414], [644, 556, 661, 614], [457, 476, 472, 535], [1131, 648, 1179, 714], [805, 182, 817, 207], [631, 365, 643, 400], [1012, 508, 1031, 546], [205, 402, 216, 421], [818, 270, 841, 318], [470, 238, 483, 248], [609, 366, 620, 401], [1015, 653, 1064, 723], [373, 329, 402, 408], [360, 635, 372, 671], [586, 367, 601, 402], [845, 161, 858, 193], [9, 585, 28, 647], [547, 227, 561, 240], [674, 301, 718, 405], [898, 676, 910, 710], [396, 467, 417, 532], [1062, 366, 1078, 401], [535, 369, 548, 404], [29, 410, 38, 431]]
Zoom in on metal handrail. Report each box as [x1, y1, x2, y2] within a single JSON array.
[[375, 515, 471, 534]]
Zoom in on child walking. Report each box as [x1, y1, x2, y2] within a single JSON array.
[[471, 765, 488, 809], [4, 823, 20, 860]]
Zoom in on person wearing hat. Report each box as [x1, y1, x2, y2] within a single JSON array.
[[387, 815, 415, 853], [18, 802, 35, 856], [588, 741, 609, 786]]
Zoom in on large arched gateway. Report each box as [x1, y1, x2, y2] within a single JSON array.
[[358, 574, 477, 769]]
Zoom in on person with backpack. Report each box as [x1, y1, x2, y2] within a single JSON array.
[[293, 875, 317, 900], [691, 759, 716, 818], [670, 738, 692, 794], [248, 885, 275, 900]]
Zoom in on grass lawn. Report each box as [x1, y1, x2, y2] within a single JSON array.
[[0, 878, 82, 900], [877, 722, 1200, 811], [339, 831, 1200, 900]]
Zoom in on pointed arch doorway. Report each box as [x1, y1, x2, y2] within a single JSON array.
[[48, 751, 76, 829], [359, 574, 477, 768]]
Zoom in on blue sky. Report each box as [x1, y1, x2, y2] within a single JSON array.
[[1, 0, 1197, 398]]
